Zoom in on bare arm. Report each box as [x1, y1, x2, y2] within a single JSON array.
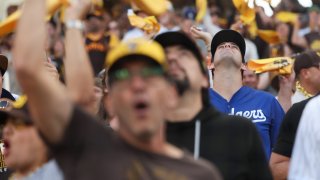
[[270, 152, 290, 180], [13, 0, 72, 144], [190, 26, 212, 46], [64, 0, 95, 111], [277, 74, 294, 112], [291, 20, 308, 48]]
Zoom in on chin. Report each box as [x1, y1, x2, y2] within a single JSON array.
[[4, 158, 15, 169], [135, 130, 155, 142]]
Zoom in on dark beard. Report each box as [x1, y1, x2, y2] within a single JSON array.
[[173, 77, 190, 96], [136, 130, 154, 142]]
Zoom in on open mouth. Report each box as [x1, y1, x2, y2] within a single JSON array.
[[3, 140, 9, 148], [3, 139, 10, 157], [135, 102, 148, 110], [133, 101, 149, 117]]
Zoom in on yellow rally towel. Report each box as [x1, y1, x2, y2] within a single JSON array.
[[0, 0, 68, 37], [130, 0, 167, 16], [247, 57, 294, 75], [275, 11, 298, 24], [257, 29, 281, 44], [232, 0, 255, 24], [127, 9, 160, 35], [195, 0, 207, 23]]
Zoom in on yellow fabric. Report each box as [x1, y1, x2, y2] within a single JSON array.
[[106, 38, 166, 69], [108, 33, 120, 48], [0, 10, 21, 37], [130, 0, 167, 16], [247, 57, 294, 75], [275, 11, 298, 24], [195, 0, 207, 23], [128, 10, 160, 34], [92, 0, 103, 8], [257, 29, 280, 44], [0, 0, 68, 37], [248, 20, 258, 38], [232, 0, 255, 24], [12, 95, 28, 109]]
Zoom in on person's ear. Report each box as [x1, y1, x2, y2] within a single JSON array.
[[105, 90, 115, 117], [241, 63, 248, 71], [208, 62, 215, 70], [201, 74, 209, 88], [300, 69, 309, 79]]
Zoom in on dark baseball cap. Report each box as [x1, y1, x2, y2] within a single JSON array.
[[154, 31, 206, 74], [294, 50, 320, 75], [211, 29, 246, 63], [0, 54, 8, 76]]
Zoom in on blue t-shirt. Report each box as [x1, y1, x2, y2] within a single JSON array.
[[209, 86, 284, 159]]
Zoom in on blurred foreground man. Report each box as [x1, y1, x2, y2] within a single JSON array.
[[11, 0, 221, 179], [289, 95, 320, 179], [155, 31, 272, 180]]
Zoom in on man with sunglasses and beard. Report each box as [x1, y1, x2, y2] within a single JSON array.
[[155, 31, 272, 180], [11, 0, 222, 179]]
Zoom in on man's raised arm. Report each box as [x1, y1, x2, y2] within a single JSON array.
[[13, 0, 72, 144], [64, 0, 95, 111]]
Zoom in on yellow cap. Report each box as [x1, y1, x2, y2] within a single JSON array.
[[105, 38, 166, 69]]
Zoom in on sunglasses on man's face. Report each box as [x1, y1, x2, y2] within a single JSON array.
[[110, 67, 164, 82]]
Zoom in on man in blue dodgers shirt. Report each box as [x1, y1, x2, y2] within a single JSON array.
[[208, 29, 285, 159]]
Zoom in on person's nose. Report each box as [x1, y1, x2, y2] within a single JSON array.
[[130, 75, 147, 93]]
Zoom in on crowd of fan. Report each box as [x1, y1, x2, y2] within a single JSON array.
[[0, 0, 320, 179]]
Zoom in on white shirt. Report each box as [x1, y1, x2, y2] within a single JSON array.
[[23, 160, 63, 180], [244, 38, 259, 62], [289, 95, 320, 180], [122, 26, 177, 42], [291, 90, 308, 105], [122, 28, 144, 41]]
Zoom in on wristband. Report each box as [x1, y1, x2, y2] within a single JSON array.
[[65, 19, 84, 30]]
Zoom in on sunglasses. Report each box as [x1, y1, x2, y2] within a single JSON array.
[[110, 67, 164, 82]]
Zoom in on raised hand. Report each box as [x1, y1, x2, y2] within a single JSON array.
[[190, 26, 212, 45], [65, 0, 92, 21]]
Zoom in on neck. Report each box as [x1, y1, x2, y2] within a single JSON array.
[[298, 80, 318, 95], [119, 124, 182, 158], [15, 156, 47, 178], [166, 90, 203, 122], [212, 67, 243, 101]]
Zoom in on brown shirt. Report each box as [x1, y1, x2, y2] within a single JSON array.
[[48, 106, 221, 180]]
